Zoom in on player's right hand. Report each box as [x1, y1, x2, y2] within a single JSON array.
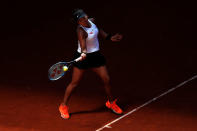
[[80, 52, 87, 61]]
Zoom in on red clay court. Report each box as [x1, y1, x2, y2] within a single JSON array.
[[1, 58, 197, 131]]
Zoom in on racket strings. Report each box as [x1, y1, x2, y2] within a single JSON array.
[[48, 60, 76, 81]]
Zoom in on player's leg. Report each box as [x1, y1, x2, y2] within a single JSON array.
[[91, 65, 113, 101], [59, 67, 85, 119], [91, 65, 123, 114], [62, 67, 85, 105]]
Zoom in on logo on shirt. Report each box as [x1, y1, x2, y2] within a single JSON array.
[[89, 29, 94, 34]]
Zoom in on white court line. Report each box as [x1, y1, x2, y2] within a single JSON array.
[[96, 75, 197, 131]]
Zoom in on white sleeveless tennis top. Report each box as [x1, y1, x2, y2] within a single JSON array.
[[77, 19, 99, 53]]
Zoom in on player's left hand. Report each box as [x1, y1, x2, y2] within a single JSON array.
[[111, 33, 123, 42]]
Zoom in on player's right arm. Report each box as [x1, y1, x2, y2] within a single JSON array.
[[77, 26, 87, 60]]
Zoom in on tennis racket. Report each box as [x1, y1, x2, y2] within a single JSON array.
[[48, 56, 82, 81]]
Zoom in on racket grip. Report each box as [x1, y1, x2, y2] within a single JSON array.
[[75, 56, 82, 62]]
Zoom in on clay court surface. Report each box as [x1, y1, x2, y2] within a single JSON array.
[[0, 58, 197, 131], [0, 0, 196, 130]]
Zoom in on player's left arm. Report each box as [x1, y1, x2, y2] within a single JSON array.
[[89, 18, 123, 42]]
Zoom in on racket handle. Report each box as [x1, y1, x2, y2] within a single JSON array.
[[75, 56, 82, 62]]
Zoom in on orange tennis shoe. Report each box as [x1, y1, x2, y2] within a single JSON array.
[[105, 99, 123, 114], [59, 104, 69, 119]]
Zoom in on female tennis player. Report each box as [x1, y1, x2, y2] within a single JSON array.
[[59, 9, 123, 119]]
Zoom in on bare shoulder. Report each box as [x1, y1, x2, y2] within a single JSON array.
[[77, 26, 84, 32], [89, 18, 95, 23], [76, 26, 87, 37], [89, 17, 100, 29]]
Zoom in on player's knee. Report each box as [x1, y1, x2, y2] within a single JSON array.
[[69, 81, 79, 88], [102, 76, 110, 85]]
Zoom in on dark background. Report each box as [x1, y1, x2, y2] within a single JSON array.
[[0, 0, 196, 96]]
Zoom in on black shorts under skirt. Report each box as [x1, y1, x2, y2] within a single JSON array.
[[73, 51, 106, 69]]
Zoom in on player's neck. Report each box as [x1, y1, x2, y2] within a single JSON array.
[[80, 21, 91, 28]]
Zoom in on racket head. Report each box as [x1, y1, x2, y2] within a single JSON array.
[[48, 62, 69, 81]]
